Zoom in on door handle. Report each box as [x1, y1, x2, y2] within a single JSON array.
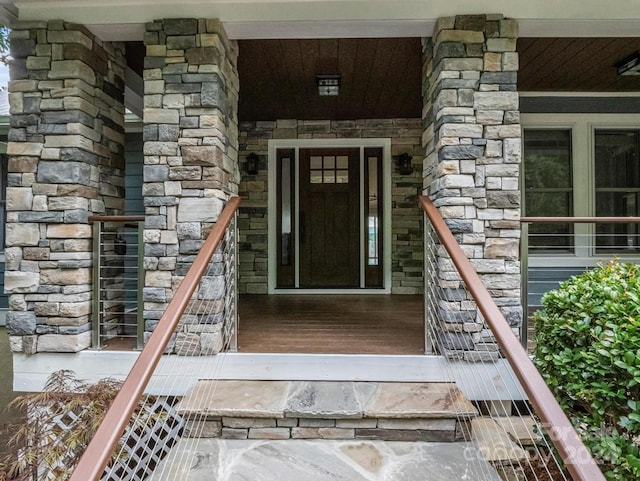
[[300, 212, 306, 244]]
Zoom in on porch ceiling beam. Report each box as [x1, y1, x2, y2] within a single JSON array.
[[89, 18, 640, 42], [124, 65, 143, 118], [10, 0, 640, 39]]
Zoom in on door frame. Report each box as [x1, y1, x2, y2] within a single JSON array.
[[267, 138, 392, 294]]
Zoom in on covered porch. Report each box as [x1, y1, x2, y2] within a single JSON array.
[[237, 294, 424, 354]]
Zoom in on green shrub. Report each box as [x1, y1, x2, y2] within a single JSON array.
[[534, 260, 640, 480]]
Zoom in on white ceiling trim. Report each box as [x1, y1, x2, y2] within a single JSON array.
[[13, 1, 640, 40], [88, 18, 640, 42], [519, 19, 640, 38]]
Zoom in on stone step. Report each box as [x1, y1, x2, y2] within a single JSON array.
[[177, 380, 478, 442], [149, 438, 502, 481], [471, 417, 530, 464], [494, 416, 543, 446]]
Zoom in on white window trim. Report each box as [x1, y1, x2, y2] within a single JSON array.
[[522, 113, 640, 268], [267, 138, 392, 294]]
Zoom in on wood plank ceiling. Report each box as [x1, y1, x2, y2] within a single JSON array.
[[237, 38, 423, 121], [127, 37, 640, 121], [518, 37, 640, 91]]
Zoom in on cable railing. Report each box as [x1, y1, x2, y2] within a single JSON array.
[[89, 215, 145, 350], [69, 196, 241, 481], [520, 215, 640, 350], [420, 195, 605, 481]]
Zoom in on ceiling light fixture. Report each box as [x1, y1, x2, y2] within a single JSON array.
[[316, 74, 341, 96], [616, 51, 640, 76]]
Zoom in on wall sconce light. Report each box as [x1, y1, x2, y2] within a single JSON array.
[[316, 74, 341, 96], [245, 152, 259, 175], [396, 152, 414, 175], [617, 51, 640, 75]]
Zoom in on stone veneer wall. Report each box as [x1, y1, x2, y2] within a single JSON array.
[[237, 119, 424, 295], [142, 18, 239, 355], [422, 15, 522, 359], [4, 21, 126, 353]]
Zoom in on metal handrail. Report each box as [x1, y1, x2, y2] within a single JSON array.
[[420, 195, 605, 481], [70, 196, 241, 481], [521, 216, 640, 223], [90, 215, 146, 349], [520, 215, 640, 345]]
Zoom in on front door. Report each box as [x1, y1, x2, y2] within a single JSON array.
[[299, 148, 360, 287], [274, 144, 385, 290]]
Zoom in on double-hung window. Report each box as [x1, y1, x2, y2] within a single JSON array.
[[523, 114, 640, 261]]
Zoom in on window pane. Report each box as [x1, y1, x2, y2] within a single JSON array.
[[526, 192, 574, 252], [310, 156, 322, 169], [596, 193, 640, 253], [595, 130, 640, 253], [368, 158, 379, 266], [323, 156, 335, 169], [323, 171, 335, 183], [595, 131, 639, 189], [310, 171, 323, 184], [337, 156, 348, 169], [524, 129, 572, 189], [336, 170, 349, 183], [281, 157, 292, 265], [523, 129, 573, 253]]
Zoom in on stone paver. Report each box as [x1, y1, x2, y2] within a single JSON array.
[[364, 382, 477, 418], [494, 416, 542, 446], [149, 439, 501, 481], [177, 380, 291, 418], [471, 418, 529, 463], [179, 380, 478, 421], [286, 381, 362, 419]]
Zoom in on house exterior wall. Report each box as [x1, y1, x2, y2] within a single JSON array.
[[141, 18, 240, 355], [5, 20, 126, 353], [237, 118, 424, 295], [422, 15, 522, 359]]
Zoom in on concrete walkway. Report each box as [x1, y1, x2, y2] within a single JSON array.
[[150, 438, 501, 481]]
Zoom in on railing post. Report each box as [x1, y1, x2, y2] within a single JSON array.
[[423, 209, 433, 354], [71, 198, 241, 481], [92, 221, 102, 349], [136, 220, 145, 350], [231, 210, 239, 352], [421, 196, 606, 481], [520, 221, 529, 349]]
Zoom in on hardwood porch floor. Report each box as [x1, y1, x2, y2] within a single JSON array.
[[237, 294, 424, 355]]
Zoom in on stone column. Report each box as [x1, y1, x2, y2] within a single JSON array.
[[142, 18, 239, 355], [5, 21, 126, 353], [423, 15, 522, 360]]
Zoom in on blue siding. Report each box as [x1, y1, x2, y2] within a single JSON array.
[[124, 133, 144, 306], [527, 267, 587, 307], [0, 261, 6, 309], [125, 133, 144, 215]]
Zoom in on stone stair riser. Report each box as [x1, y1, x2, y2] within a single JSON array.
[[182, 416, 471, 442]]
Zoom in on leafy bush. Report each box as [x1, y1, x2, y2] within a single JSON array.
[[534, 260, 640, 480], [0, 370, 122, 481]]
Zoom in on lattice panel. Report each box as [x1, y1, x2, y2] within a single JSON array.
[[101, 398, 184, 481]]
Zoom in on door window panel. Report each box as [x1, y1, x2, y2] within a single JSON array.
[[310, 155, 349, 184]]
